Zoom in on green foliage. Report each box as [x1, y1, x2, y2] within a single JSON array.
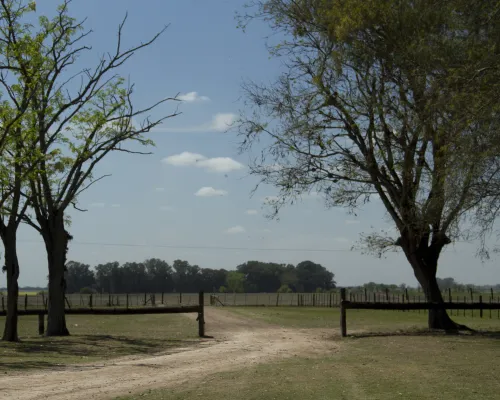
[[79, 287, 94, 295], [238, 0, 500, 265], [226, 271, 246, 293], [219, 286, 227, 293], [277, 284, 292, 293]]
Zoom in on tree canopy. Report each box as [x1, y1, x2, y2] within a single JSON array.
[[237, 0, 500, 330], [64, 258, 336, 294]]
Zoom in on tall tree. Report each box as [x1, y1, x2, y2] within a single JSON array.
[[237, 0, 500, 330], [17, 1, 180, 335], [65, 261, 94, 293], [144, 258, 174, 293], [0, 0, 44, 341], [226, 271, 245, 293], [295, 261, 335, 292]]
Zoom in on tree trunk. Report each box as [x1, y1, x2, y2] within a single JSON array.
[[43, 215, 70, 337], [409, 252, 465, 331], [2, 234, 20, 342]]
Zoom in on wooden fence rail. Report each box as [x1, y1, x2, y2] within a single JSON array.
[[339, 288, 500, 337], [0, 291, 206, 337], [2, 290, 499, 309]]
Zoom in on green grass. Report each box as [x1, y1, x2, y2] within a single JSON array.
[[227, 306, 500, 332], [0, 313, 198, 372], [116, 334, 500, 400], [117, 307, 500, 400]]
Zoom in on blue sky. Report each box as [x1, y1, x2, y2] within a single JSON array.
[[8, 0, 499, 287]]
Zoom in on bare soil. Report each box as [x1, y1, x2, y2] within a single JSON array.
[[0, 308, 338, 400]]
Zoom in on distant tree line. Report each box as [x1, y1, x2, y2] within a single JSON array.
[[60, 259, 336, 294]]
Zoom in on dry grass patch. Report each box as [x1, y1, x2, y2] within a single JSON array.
[[0, 313, 198, 372]]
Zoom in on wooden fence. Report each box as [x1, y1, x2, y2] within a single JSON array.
[[2, 289, 499, 310], [338, 288, 500, 337], [0, 291, 206, 337]]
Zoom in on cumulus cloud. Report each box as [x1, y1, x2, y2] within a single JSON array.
[[178, 91, 210, 102], [162, 152, 244, 173], [162, 152, 206, 167], [210, 113, 237, 131], [152, 112, 238, 133], [198, 157, 244, 173], [245, 209, 258, 215], [225, 225, 246, 234], [195, 187, 228, 197], [89, 202, 105, 208]]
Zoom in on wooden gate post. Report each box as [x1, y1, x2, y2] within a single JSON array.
[[38, 312, 44, 335], [198, 291, 205, 337], [340, 288, 347, 337]]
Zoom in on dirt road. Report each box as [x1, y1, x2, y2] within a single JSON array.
[[0, 308, 338, 400]]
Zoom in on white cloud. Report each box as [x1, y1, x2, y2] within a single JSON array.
[[162, 152, 206, 167], [225, 225, 246, 234], [210, 113, 237, 131], [111, 204, 121, 208], [152, 112, 238, 133], [195, 187, 228, 197], [178, 91, 210, 102], [345, 219, 360, 225], [199, 157, 244, 173], [89, 202, 105, 208], [162, 152, 244, 173], [245, 209, 258, 215], [159, 205, 174, 211]]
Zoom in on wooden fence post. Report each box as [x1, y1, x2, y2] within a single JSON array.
[[340, 288, 347, 337], [25, 294, 28, 310], [89, 294, 93, 309], [38, 312, 44, 335], [161, 292, 164, 304], [198, 291, 205, 337], [385, 288, 389, 303], [126, 294, 129, 309], [470, 289, 474, 318], [479, 295, 483, 318], [448, 288, 452, 316]]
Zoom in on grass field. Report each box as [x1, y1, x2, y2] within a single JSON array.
[[227, 306, 500, 332], [0, 313, 198, 372], [118, 307, 500, 400]]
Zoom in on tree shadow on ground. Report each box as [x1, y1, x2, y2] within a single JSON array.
[[346, 329, 500, 340], [0, 334, 201, 372]]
